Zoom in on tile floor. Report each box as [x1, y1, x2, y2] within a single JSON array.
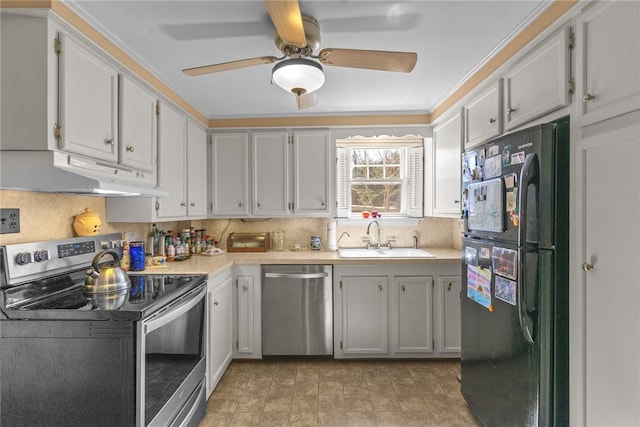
[[198, 359, 481, 427]]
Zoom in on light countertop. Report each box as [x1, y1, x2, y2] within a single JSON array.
[[138, 247, 461, 276]]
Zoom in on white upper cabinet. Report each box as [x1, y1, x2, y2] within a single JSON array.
[[578, 1, 640, 126], [252, 131, 290, 216], [157, 101, 187, 218], [210, 132, 250, 216], [432, 109, 463, 217], [293, 130, 332, 215], [465, 79, 503, 149], [119, 75, 157, 172], [57, 32, 119, 162], [186, 120, 208, 217], [504, 26, 572, 130]]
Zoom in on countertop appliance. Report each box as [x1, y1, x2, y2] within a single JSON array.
[[460, 117, 569, 426], [262, 265, 332, 356], [0, 234, 207, 427], [227, 232, 271, 252]]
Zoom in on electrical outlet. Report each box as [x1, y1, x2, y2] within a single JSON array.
[[0, 208, 21, 234]]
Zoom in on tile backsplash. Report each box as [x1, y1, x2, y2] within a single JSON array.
[[0, 190, 461, 250]]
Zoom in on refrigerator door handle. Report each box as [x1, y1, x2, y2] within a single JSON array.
[[517, 153, 539, 345]]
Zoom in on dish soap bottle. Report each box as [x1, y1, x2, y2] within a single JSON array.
[[121, 240, 130, 271]]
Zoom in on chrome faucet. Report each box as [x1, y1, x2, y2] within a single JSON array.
[[337, 231, 350, 246], [366, 220, 381, 249]]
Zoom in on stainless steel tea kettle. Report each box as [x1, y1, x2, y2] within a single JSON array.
[[84, 250, 131, 309]]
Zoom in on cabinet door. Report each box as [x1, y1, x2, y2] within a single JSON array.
[[341, 276, 388, 354], [432, 110, 462, 217], [393, 276, 433, 353], [578, 1, 640, 126], [157, 102, 186, 218], [210, 133, 250, 216], [252, 131, 289, 216], [439, 276, 461, 353], [58, 33, 118, 162], [208, 275, 232, 396], [504, 27, 571, 130], [236, 274, 256, 355], [293, 130, 331, 215], [186, 121, 207, 218], [580, 121, 640, 426], [119, 75, 157, 172], [465, 80, 503, 149]]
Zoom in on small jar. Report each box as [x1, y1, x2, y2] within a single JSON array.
[[273, 230, 285, 251], [129, 242, 146, 271], [310, 235, 321, 251]]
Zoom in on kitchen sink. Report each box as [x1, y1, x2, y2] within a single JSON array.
[[337, 248, 436, 258]]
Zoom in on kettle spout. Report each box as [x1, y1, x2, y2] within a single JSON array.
[[86, 268, 100, 279]]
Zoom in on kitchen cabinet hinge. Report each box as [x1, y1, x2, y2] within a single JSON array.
[[340, 341, 343, 349], [155, 200, 160, 211], [568, 30, 575, 50], [155, 102, 160, 116], [339, 280, 342, 289], [433, 340, 435, 349], [236, 340, 239, 349], [568, 78, 575, 95], [53, 124, 62, 140], [54, 37, 62, 55]]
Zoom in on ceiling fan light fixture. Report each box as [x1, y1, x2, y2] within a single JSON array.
[[272, 58, 325, 94]]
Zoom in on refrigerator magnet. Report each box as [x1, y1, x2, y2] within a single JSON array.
[[483, 155, 502, 179], [491, 247, 518, 280], [504, 173, 517, 189], [465, 246, 478, 265], [502, 145, 512, 166], [511, 151, 525, 165], [495, 276, 517, 306], [480, 247, 491, 259], [506, 190, 517, 213], [467, 265, 492, 310], [488, 145, 499, 157]]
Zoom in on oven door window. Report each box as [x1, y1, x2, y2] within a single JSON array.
[[143, 286, 205, 425]]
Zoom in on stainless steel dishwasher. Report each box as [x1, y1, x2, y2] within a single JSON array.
[[262, 265, 333, 356]]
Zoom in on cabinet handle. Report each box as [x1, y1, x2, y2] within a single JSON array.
[[321, 201, 325, 206], [238, 202, 242, 208], [507, 107, 516, 115], [401, 285, 406, 292], [582, 262, 594, 272], [448, 282, 453, 291], [180, 202, 186, 207], [454, 200, 460, 204], [126, 145, 135, 152], [242, 285, 248, 292], [190, 202, 196, 207], [257, 202, 261, 208], [213, 301, 219, 306], [378, 285, 383, 292], [488, 118, 496, 124], [583, 93, 595, 103], [105, 138, 114, 145]]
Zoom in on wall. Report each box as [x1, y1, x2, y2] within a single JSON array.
[[0, 190, 460, 250]]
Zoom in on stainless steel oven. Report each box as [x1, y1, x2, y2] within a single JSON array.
[[0, 234, 207, 427]]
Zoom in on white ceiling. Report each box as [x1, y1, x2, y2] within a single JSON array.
[[66, 1, 548, 119]]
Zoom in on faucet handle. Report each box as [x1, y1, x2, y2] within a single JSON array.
[[386, 238, 396, 249]]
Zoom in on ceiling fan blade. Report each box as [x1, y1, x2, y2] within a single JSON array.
[[182, 56, 278, 76], [264, 0, 307, 48], [319, 48, 417, 73], [295, 91, 317, 110]]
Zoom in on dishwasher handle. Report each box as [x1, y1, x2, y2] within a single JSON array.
[[264, 272, 329, 279]]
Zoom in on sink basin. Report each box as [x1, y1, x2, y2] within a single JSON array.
[[338, 248, 436, 258]]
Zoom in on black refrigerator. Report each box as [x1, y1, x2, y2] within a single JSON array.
[[460, 117, 569, 426]]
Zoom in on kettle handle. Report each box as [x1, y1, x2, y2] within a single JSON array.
[[90, 250, 121, 272]]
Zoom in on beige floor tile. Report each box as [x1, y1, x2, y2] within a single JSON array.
[[209, 397, 239, 413], [413, 380, 445, 395], [319, 380, 344, 395], [264, 395, 293, 412], [346, 411, 377, 427], [260, 411, 290, 427], [271, 381, 296, 395], [343, 395, 373, 412], [319, 369, 343, 381], [318, 411, 348, 427], [397, 396, 429, 412], [403, 411, 436, 427], [288, 411, 318, 427], [375, 411, 407, 427], [319, 394, 346, 412], [295, 382, 319, 396], [229, 412, 262, 427], [343, 379, 369, 396], [199, 412, 233, 427], [297, 370, 320, 382], [292, 395, 319, 412], [237, 394, 267, 412], [370, 395, 402, 412], [246, 380, 275, 395], [366, 379, 393, 394], [391, 380, 418, 396], [424, 394, 455, 413], [386, 367, 413, 381]]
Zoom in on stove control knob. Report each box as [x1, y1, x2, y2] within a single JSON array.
[[16, 251, 33, 265], [33, 249, 51, 262], [111, 240, 122, 249], [101, 241, 114, 249]]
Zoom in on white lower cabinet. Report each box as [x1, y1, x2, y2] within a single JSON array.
[[233, 265, 261, 359], [334, 264, 460, 359], [392, 276, 433, 354], [340, 276, 389, 355], [437, 276, 462, 354], [206, 268, 233, 397]]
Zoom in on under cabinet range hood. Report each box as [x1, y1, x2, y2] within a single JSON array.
[[0, 151, 168, 197]]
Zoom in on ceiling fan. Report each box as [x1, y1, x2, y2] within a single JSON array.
[[181, 0, 418, 109]]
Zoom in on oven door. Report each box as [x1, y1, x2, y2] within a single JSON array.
[[138, 283, 207, 427]]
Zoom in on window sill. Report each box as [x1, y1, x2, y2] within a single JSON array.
[[336, 217, 421, 227]]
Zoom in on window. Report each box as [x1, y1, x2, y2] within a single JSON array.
[[336, 137, 424, 219]]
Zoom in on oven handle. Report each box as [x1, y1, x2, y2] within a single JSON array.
[[264, 272, 328, 279], [144, 286, 206, 334]]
